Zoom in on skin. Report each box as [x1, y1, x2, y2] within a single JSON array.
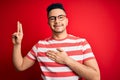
[[12, 9, 100, 80]]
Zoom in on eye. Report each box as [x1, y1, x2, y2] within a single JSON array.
[[59, 15, 64, 19], [49, 16, 55, 20]]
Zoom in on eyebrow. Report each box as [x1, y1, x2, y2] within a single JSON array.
[[48, 14, 66, 18]]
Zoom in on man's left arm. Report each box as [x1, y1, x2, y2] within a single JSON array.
[[46, 48, 100, 80], [65, 57, 100, 80]]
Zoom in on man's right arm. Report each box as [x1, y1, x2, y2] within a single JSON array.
[[12, 21, 35, 71]]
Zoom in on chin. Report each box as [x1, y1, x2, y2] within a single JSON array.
[[53, 30, 64, 33]]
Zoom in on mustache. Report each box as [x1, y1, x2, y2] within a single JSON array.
[[54, 24, 64, 27]]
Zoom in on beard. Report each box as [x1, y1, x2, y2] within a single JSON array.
[[52, 28, 65, 33]]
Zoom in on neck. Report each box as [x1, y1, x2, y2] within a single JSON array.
[[52, 30, 68, 40]]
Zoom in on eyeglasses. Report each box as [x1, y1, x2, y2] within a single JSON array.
[[48, 15, 66, 22]]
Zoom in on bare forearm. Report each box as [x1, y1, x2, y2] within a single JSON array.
[[13, 44, 24, 70], [65, 58, 100, 80]]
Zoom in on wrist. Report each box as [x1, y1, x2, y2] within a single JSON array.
[[13, 44, 21, 47], [64, 57, 73, 65]]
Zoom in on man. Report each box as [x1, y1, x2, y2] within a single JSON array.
[[12, 3, 100, 80]]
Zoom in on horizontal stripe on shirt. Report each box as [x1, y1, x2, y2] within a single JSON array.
[[42, 71, 77, 77], [37, 52, 94, 62], [37, 50, 83, 57], [37, 46, 84, 53], [38, 38, 85, 45], [41, 74, 79, 80], [41, 66, 72, 72]]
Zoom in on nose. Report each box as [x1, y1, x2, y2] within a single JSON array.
[[55, 17, 59, 23]]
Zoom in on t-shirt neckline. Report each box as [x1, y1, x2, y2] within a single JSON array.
[[51, 34, 69, 41]]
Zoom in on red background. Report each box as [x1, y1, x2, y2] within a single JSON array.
[[0, 0, 120, 80]]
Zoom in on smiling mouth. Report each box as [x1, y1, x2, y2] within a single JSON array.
[[54, 26, 61, 29], [54, 24, 63, 27]]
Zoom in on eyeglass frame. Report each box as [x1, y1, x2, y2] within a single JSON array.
[[48, 15, 66, 22]]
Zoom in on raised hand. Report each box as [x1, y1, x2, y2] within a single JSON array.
[[12, 21, 23, 45]]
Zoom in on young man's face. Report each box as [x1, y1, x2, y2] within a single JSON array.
[[48, 9, 68, 33]]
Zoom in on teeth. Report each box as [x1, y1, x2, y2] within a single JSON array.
[[55, 26, 61, 27]]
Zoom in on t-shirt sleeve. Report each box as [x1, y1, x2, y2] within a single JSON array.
[[82, 39, 95, 62], [26, 45, 37, 61]]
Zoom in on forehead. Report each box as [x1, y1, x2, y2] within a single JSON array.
[[48, 8, 66, 16]]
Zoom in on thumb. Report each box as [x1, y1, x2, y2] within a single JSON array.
[[56, 48, 64, 52]]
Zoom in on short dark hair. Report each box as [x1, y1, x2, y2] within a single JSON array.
[[47, 3, 65, 16]]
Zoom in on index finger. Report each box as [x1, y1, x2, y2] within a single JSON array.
[[17, 21, 23, 33], [56, 48, 64, 52]]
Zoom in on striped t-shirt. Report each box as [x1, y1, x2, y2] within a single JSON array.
[[26, 34, 95, 80]]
